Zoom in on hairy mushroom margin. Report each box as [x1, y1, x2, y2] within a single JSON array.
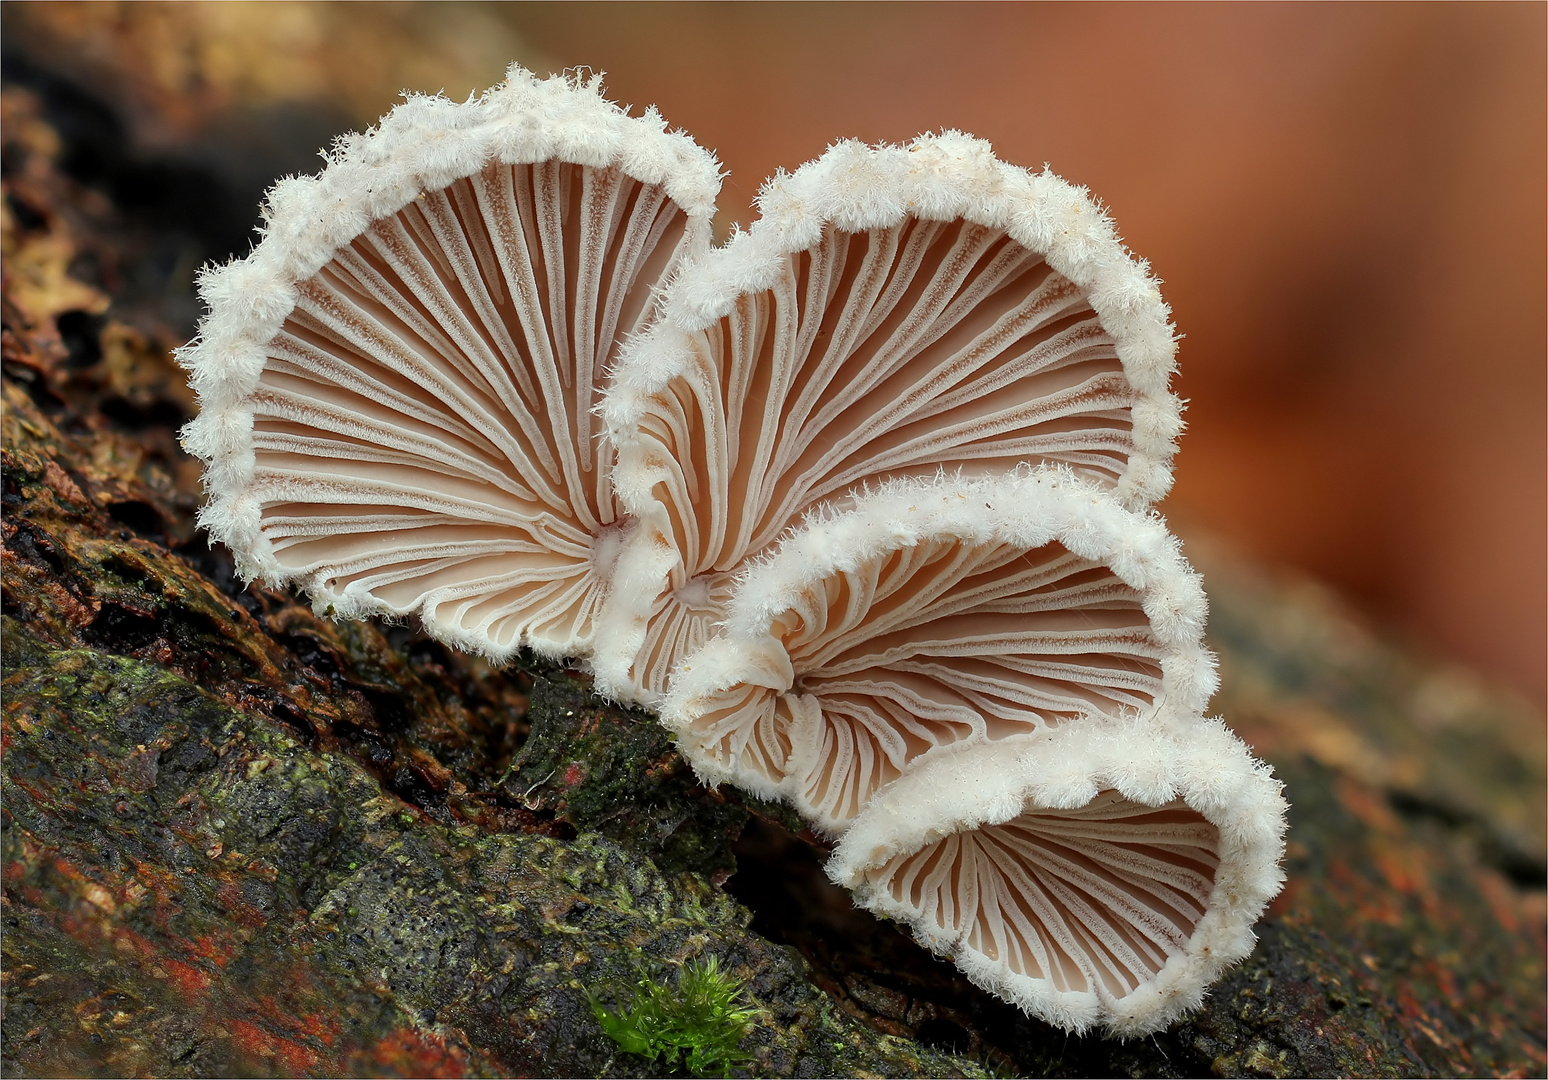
[[598, 133, 1182, 703], [660, 470, 1217, 834], [180, 68, 720, 662], [180, 65, 1286, 1040], [828, 719, 1286, 1036]]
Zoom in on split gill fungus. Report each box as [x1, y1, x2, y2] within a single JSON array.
[[179, 65, 1287, 1037]]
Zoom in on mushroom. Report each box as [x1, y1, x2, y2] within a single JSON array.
[[178, 71, 1288, 1035], [659, 470, 1216, 832], [178, 67, 720, 662], [826, 719, 1287, 1036], [598, 133, 1182, 702]]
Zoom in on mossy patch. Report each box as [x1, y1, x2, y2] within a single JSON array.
[[590, 956, 761, 1077]]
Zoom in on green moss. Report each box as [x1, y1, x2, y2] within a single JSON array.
[[589, 956, 761, 1078]]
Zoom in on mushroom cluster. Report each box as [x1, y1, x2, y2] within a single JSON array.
[[180, 66, 1286, 1036]]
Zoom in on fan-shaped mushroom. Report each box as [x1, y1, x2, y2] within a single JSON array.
[[599, 133, 1182, 701], [826, 719, 1287, 1036], [179, 70, 1288, 1037], [660, 471, 1216, 832], [179, 67, 720, 662]]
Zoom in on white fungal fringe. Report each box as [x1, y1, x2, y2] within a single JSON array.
[[178, 66, 721, 662], [659, 469, 1218, 832], [828, 718, 1288, 1037], [598, 132, 1183, 700]]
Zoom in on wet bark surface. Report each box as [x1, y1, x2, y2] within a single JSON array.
[[2, 73, 1544, 1078]]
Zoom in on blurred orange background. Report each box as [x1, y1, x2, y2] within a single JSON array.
[[6, 2, 1544, 705]]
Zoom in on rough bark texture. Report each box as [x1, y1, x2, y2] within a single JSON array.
[[2, 77, 1544, 1078]]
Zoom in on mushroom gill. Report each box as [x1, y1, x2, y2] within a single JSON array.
[[180, 69, 720, 661], [660, 472, 1216, 830], [600, 134, 1182, 701], [828, 723, 1288, 1036], [870, 792, 1220, 999]]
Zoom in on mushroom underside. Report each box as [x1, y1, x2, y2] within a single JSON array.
[[249, 159, 695, 653], [864, 790, 1220, 999], [636, 219, 1138, 571], [673, 533, 1170, 824], [612, 215, 1153, 691]]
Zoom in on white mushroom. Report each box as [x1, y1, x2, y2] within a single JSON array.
[[178, 74, 1288, 1036], [659, 471, 1216, 832], [599, 133, 1182, 701], [826, 719, 1287, 1036], [178, 67, 720, 662]]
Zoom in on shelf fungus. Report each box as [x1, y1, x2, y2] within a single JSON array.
[[659, 471, 1217, 833], [182, 66, 1286, 1040], [178, 67, 721, 662], [827, 720, 1287, 1036], [598, 133, 1183, 702]]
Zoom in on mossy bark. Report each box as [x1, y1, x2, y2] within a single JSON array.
[[2, 75, 1543, 1078]]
